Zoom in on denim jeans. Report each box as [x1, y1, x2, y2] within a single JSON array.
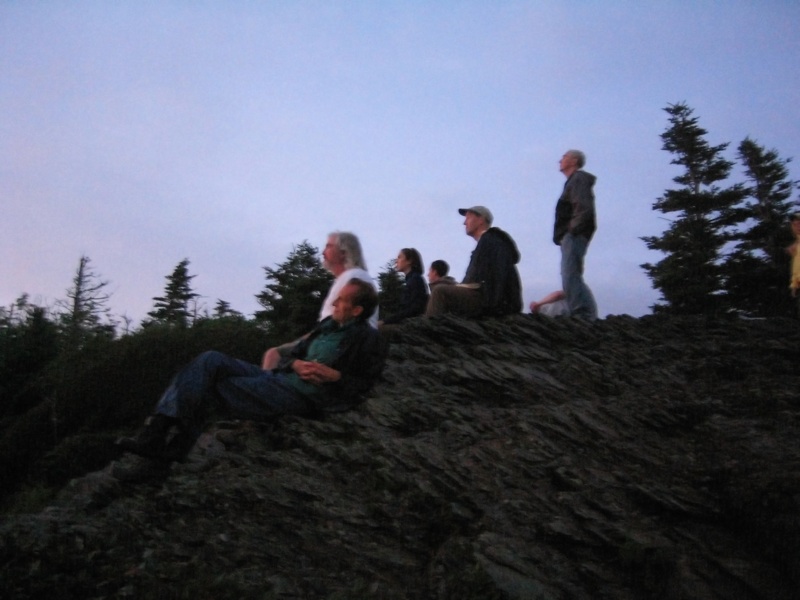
[[560, 233, 598, 320], [155, 350, 309, 438]]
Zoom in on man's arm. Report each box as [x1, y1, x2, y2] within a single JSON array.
[[530, 290, 565, 312], [291, 360, 341, 385], [324, 327, 387, 407]]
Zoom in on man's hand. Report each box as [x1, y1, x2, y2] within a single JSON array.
[[292, 360, 342, 385]]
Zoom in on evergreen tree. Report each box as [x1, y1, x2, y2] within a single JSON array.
[[0, 296, 60, 417], [720, 137, 800, 316], [377, 259, 404, 318], [213, 299, 244, 320], [255, 241, 333, 340], [641, 102, 746, 315], [57, 255, 114, 345], [147, 259, 199, 327]]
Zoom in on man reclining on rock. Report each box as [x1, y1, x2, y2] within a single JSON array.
[[118, 278, 386, 463]]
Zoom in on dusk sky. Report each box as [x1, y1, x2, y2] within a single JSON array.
[[3, 1, 799, 326]]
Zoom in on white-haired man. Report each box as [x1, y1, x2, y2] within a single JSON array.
[[553, 150, 598, 320]]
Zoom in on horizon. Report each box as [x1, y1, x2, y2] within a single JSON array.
[[3, 2, 799, 325]]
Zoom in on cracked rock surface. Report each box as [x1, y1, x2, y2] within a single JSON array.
[[1, 314, 799, 599]]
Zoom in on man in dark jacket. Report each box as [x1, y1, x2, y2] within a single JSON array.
[[426, 205, 522, 317], [118, 278, 386, 462], [553, 150, 598, 320]]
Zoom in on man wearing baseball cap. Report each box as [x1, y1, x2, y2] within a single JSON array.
[[426, 205, 522, 317]]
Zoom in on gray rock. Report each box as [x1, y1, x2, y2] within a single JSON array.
[[1, 314, 799, 599]]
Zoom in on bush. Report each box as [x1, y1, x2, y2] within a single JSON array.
[[0, 318, 274, 506]]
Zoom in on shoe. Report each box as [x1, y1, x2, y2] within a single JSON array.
[[116, 414, 175, 460], [161, 429, 197, 462]]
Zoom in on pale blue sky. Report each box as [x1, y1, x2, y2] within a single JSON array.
[[3, 1, 799, 324]]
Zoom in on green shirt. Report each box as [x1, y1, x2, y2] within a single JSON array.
[[286, 319, 356, 400]]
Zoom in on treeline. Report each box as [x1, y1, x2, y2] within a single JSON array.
[[642, 102, 800, 317]]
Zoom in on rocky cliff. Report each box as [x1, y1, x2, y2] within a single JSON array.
[[1, 314, 799, 599]]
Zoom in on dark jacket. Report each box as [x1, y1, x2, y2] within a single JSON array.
[[463, 227, 523, 316], [382, 271, 429, 324], [277, 317, 387, 413], [554, 170, 597, 245]]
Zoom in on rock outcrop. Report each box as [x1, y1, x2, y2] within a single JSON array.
[[2, 314, 799, 599]]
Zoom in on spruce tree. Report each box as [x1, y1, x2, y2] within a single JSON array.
[[212, 299, 243, 320], [147, 258, 199, 327], [641, 102, 746, 315], [0, 297, 60, 417], [721, 137, 800, 316], [255, 241, 333, 340], [377, 259, 404, 319]]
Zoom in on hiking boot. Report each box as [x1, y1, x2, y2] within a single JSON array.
[[116, 414, 175, 460], [161, 429, 197, 463]]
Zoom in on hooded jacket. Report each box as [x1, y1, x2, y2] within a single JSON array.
[[463, 227, 523, 316], [554, 170, 597, 245]]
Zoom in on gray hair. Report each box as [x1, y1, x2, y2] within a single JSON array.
[[330, 231, 368, 271], [566, 149, 586, 169]]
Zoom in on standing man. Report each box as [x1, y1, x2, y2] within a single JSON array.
[[554, 150, 598, 320], [426, 206, 522, 318]]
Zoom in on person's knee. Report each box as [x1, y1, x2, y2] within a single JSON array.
[[195, 350, 227, 369]]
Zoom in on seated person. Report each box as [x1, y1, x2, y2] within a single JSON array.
[[118, 279, 386, 463], [427, 259, 456, 289], [379, 248, 429, 327], [530, 290, 569, 317], [426, 206, 522, 318]]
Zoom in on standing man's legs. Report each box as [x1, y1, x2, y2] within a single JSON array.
[[560, 233, 597, 320]]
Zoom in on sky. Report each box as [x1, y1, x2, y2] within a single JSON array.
[[2, 1, 800, 326]]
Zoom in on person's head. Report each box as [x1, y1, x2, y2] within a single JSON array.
[[332, 278, 378, 324], [428, 259, 449, 283], [323, 232, 367, 274], [396, 248, 423, 275], [458, 205, 493, 240], [559, 149, 585, 177]]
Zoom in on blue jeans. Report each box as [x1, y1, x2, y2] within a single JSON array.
[[560, 233, 597, 320], [155, 350, 310, 438]]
